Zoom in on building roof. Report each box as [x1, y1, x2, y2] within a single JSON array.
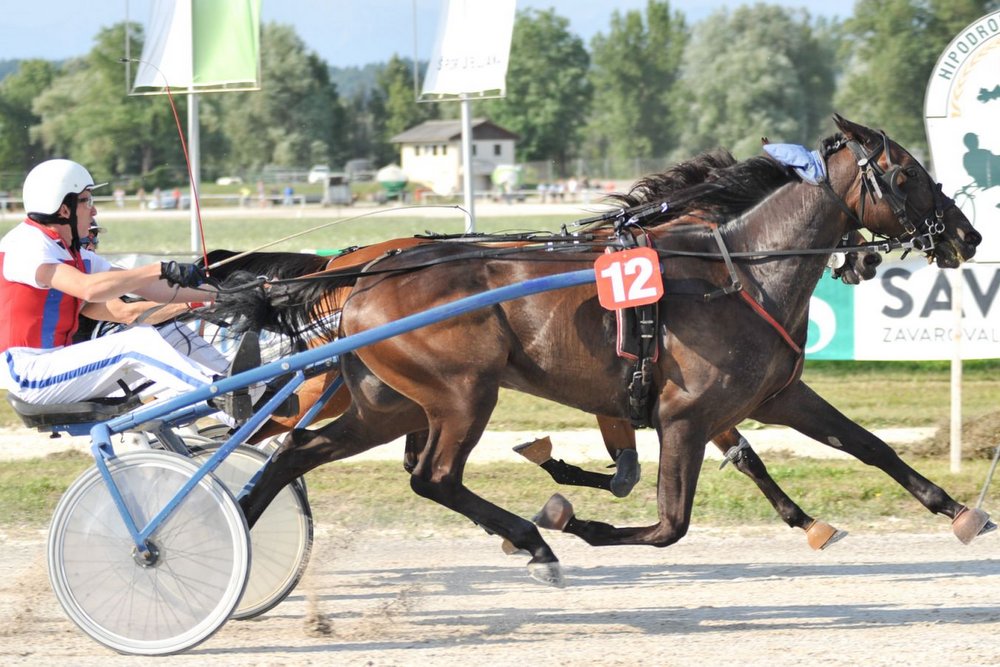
[[390, 118, 520, 143]]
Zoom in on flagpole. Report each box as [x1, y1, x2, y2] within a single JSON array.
[[950, 271, 964, 472], [460, 95, 475, 233], [188, 90, 201, 254]]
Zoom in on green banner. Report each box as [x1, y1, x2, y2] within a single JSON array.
[[805, 271, 854, 360], [192, 0, 260, 87]]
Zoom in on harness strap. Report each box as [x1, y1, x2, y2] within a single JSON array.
[[612, 227, 660, 428], [703, 223, 743, 300], [736, 289, 805, 401], [737, 291, 802, 355]]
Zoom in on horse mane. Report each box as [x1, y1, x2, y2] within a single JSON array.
[[202, 248, 330, 280], [206, 134, 850, 341], [608, 143, 813, 222]]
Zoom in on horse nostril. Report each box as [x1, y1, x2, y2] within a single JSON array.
[[966, 229, 982, 247], [863, 253, 882, 266]]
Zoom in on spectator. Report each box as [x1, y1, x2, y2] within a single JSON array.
[[257, 180, 268, 208]]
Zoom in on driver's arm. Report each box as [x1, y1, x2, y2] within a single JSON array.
[[40, 262, 215, 304], [80, 299, 191, 325]]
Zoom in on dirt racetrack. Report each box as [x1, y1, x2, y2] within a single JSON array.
[[2, 521, 998, 666]]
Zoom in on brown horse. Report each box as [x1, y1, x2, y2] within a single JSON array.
[[215, 116, 988, 585], [205, 160, 881, 551]]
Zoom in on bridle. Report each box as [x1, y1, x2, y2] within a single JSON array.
[[822, 132, 950, 258]]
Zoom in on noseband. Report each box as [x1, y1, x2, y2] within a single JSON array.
[[829, 132, 949, 255]]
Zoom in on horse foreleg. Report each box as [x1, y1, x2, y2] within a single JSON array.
[[597, 415, 641, 497], [752, 380, 995, 544], [409, 395, 565, 586], [713, 428, 846, 550]]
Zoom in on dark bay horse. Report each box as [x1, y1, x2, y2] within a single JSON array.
[[216, 116, 987, 585], [204, 154, 882, 551]]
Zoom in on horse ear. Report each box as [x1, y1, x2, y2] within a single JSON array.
[[832, 114, 877, 144]]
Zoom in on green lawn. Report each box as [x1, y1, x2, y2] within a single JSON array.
[[2, 451, 995, 532], [1, 212, 998, 530]]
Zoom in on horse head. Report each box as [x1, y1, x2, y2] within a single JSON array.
[[829, 114, 980, 268]]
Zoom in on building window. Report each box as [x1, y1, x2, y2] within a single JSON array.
[[414, 145, 420, 156], [472, 144, 478, 156], [494, 144, 502, 156], [442, 144, 447, 155], [432, 145, 438, 156]]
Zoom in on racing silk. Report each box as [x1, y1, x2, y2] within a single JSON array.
[[0, 219, 111, 352]]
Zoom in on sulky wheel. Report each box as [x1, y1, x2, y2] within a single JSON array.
[[47, 450, 250, 655], [188, 443, 313, 620]]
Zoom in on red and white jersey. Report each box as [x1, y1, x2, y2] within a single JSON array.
[[0, 219, 111, 352]]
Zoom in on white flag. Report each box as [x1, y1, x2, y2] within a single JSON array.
[[132, 0, 261, 93], [421, 0, 516, 99]]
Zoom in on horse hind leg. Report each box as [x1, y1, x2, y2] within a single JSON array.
[[541, 418, 709, 548], [240, 390, 426, 528], [512, 416, 641, 498], [713, 428, 846, 550]]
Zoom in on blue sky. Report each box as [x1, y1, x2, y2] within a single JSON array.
[[1, 1, 850, 68]]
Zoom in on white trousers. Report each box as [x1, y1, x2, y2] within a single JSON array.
[[1, 325, 229, 405]]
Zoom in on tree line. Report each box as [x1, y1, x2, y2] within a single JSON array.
[[0, 0, 996, 191]]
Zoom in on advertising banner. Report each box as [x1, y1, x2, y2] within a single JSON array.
[[924, 10, 1000, 263], [420, 0, 516, 99], [806, 259, 1000, 360]]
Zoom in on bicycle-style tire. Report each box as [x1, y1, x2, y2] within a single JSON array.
[[47, 450, 250, 655]]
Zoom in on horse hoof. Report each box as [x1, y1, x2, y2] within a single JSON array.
[[953, 506, 994, 544], [806, 519, 848, 550], [610, 448, 641, 498], [513, 437, 553, 465], [501, 538, 529, 557], [533, 493, 574, 530], [528, 561, 565, 588]]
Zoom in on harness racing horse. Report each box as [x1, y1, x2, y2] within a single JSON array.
[[204, 155, 881, 550], [216, 116, 988, 585]]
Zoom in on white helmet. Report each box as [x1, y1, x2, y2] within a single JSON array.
[[22, 159, 96, 216]]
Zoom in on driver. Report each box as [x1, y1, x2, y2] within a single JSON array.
[[0, 158, 258, 416]]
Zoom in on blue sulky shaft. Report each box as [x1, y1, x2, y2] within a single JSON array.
[[87, 267, 596, 554], [98, 268, 596, 439]]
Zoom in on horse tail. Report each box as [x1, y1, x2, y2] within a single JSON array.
[[209, 269, 353, 345], [209, 270, 276, 335]]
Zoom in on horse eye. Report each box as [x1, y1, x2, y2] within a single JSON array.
[[903, 166, 920, 178]]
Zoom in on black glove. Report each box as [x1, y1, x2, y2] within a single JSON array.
[[160, 261, 207, 288]]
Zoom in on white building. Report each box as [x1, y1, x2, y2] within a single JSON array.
[[390, 118, 519, 196]]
